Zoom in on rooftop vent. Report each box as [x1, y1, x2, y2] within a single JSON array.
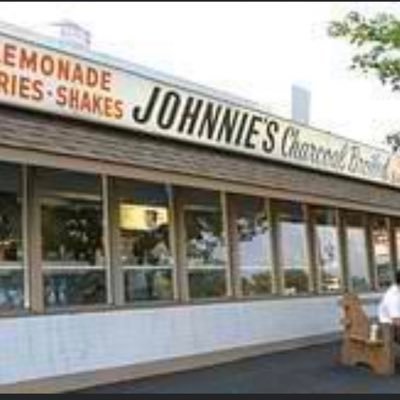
[[38, 20, 91, 49]]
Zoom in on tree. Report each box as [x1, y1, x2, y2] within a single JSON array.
[[328, 11, 400, 151], [328, 11, 400, 90]]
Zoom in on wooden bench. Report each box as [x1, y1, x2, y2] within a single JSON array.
[[340, 293, 395, 375]]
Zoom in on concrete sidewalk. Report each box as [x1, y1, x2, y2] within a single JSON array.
[[78, 342, 400, 393]]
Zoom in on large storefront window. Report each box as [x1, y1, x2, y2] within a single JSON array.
[[115, 179, 174, 302], [182, 188, 227, 299], [38, 169, 106, 307], [0, 163, 23, 309], [345, 211, 371, 292], [371, 216, 392, 289], [276, 200, 309, 295], [234, 195, 272, 296], [312, 207, 341, 293]]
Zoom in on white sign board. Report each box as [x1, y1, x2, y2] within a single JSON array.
[[0, 30, 400, 188]]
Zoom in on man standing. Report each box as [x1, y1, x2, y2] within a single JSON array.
[[378, 271, 400, 342]]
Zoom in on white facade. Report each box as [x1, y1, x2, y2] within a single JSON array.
[[0, 294, 379, 387]]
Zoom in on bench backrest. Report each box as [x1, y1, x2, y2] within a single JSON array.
[[342, 293, 370, 339]]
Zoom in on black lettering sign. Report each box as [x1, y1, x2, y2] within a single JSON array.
[[198, 102, 222, 140], [157, 90, 181, 130], [262, 119, 278, 153], [234, 113, 249, 146], [178, 97, 204, 134], [281, 126, 295, 157], [132, 86, 161, 124], [216, 108, 239, 144], [244, 115, 262, 149]]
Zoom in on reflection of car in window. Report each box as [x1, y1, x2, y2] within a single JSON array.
[[323, 276, 340, 291]]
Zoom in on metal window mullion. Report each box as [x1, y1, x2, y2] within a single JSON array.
[[268, 199, 282, 295], [43, 266, 106, 271], [28, 166, 44, 313], [221, 191, 233, 298], [228, 194, 242, 298], [22, 164, 30, 310], [364, 213, 376, 291], [336, 209, 348, 293], [175, 188, 189, 302], [264, 198, 276, 295], [168, 185, 180, 302], [108, 177, 124, 306], [102, 175, 113, 305], [373, 216, 394, 288], [122, 265, 173, 271], [304, 204, 317, 294]]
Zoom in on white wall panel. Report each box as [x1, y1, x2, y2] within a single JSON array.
[[0, 294, 381, 385]]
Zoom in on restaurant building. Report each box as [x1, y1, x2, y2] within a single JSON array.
[[0, 20, 399, 392]]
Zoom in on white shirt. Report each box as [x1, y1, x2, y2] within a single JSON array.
[[378, 284, 400, 324]]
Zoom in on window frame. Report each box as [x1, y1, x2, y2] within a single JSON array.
[[112, 177, 176, 304], [344, 210, 373, 293], [274, 199, 312, 296], [310, 205, 343, 295], [180, 188, 230, 301], [37, 168, 108, 309]]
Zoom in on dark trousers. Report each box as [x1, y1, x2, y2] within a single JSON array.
[[395, 326, 400, 344]]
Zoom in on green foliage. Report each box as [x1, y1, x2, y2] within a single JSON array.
[[241, 272, 272, 296], [189, 270, 226, 299], [284, 270, 309, 294], [328, 11, 400, 90]]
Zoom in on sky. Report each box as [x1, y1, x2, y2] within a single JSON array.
[[0, 1, 399, 147]]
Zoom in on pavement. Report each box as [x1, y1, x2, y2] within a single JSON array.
[[78, 342, 400, 393]]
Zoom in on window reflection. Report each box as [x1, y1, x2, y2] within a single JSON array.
[[38, 168, 106, 307], [371, 216, 392, 289], [186, 209, 225, 268], [42, 200, 104, 266], [0, 194, 22, 263], [44, 271, 105, 307], [345, 211, 370, 292], [234, 195, 272, 296], [276, 200, 309, 295], [313, 207, 341, 293], [116, 179, 173, 302], [182, 188, 227, 299], [0, 162, 23, 309]]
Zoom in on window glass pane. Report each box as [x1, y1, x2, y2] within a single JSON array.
[[276, 200, 309, 295], [345, 211, 370, 292], [182, 188, 227, 299], [124, 270, 173, 302], [0, 164, 22, 264], [234, 195, 272, 296], [371, 216, 392, 289], [313, 207, 341, 293], [115, 178, 174, 302], [0, 270, 23, 309], [37, 169, 100, 196], [44, 270, 106, 307], [188, 270, 226, 299], [0, 163, 23, 309], [38, 168, 106, 307], [185, 209, 226, 268], [41, 200, 104, 266]]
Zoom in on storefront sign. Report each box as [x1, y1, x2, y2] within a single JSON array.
[[0, 30, 400, 188]]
